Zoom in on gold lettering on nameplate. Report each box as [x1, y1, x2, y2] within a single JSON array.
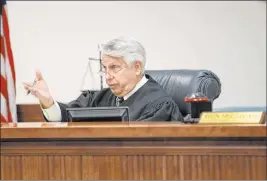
[[199, 112, 266, 124]]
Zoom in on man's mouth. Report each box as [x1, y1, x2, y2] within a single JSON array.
[[108, 84, 117, 88]]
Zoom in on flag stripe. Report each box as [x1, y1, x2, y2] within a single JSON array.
[[1, 93, 8, 121], [0, 75, 8, 97], [1, 54, 6, 78], [5, 53, 17, 123], [2, 5, 15, 87], [1, 114, 8, 123], [0, 76, 12, 123], [1, 0, 17, 123]]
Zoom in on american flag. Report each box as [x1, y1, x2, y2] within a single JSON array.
[[1, 0, 17, 123]]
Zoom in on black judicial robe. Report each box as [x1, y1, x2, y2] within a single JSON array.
[[56, 74, 184, 122]]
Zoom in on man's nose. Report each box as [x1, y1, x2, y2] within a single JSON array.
[[105, 73, 114, 80]]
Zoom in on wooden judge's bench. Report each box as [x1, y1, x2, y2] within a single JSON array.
[[1, 121, 266, 180]]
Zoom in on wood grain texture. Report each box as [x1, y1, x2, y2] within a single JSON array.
[[1, 122, 266, 138], [47, 155, 82, 180], [1, 141, 266, 180], [1, 155, 266, 180], [1, 122, 266, 180], [1, 140, 266, 156], [0, 156, 22, 179], [17, 104, 45, 122], [21, 156, 49, 179]]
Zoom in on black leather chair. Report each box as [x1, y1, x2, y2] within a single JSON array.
[[145, 69, 221, 118]]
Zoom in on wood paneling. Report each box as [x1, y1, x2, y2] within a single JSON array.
[[17, 104, 45, 122], [0, 156, 22, 180], [1, 122, 266, 180], [1, 139, 266, 180], [1, 140, 266, 156], [21, 156, 49, 179], [1, 155, 266, 180], [47, 155, 82, 180]]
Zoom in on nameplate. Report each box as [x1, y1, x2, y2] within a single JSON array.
[[199, 112, 266, 124]]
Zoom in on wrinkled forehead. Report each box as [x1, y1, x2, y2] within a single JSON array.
[[101, 55, 126, 66]]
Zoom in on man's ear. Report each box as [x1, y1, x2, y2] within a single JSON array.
[[134, 61, 142, 75]]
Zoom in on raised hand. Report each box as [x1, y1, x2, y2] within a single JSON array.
[[23, 71, 54, 108]]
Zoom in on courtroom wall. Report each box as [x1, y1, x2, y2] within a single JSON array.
[[7, 1, 266, 108]]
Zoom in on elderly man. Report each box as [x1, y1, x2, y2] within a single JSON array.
[[24, 36, 184, 122]]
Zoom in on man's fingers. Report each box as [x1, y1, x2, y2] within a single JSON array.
[[23, 83, 32, 92], [27, 86, 38, 93], [36, 70, 43, 81], [23, 82, 33, 87], [24, 85, 30, 91], [27, 86, 38, 92], [25, 86, 39, 96]]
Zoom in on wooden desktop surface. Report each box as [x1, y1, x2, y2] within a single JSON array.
[[1, 121, 266, 138], [1, 122, 266, 180]]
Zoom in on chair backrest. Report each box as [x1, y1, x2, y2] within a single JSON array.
[[145, 69, 221, 116]]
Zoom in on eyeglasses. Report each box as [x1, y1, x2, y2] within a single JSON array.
[[98, 65, 127, 77]]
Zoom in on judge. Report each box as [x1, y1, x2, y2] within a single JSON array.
[[24, 36, 184, 122]]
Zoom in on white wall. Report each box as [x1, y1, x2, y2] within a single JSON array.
[[7, 1, 266, 108]]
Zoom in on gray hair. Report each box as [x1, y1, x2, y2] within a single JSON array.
[[101, 36, 146, 73]]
